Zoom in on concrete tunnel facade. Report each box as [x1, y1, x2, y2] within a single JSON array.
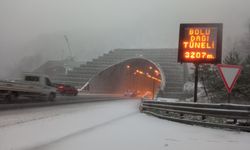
[[86, 58, 166, 98]]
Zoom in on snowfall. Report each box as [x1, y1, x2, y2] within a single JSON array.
[[0, 99, 249, 150]]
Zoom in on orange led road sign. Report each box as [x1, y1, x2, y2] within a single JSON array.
[[178, 23, 223, 63]]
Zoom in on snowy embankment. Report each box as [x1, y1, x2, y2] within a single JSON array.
[[157, 97, 179, 102]]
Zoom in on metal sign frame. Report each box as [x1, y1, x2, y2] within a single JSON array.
[[178, 23, 223, 64]]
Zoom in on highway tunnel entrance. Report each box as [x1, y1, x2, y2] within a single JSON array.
[[87, 58, 166, 98]]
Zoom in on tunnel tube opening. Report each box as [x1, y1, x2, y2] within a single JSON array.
[[86, 58, 166, 99]]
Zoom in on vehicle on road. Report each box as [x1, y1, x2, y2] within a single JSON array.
[[124, 90, 141, 97], [54, 83, 78, 96], [0, 73, 57, 103]]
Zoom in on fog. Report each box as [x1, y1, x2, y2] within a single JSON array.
[[0, 0, 250, 78]]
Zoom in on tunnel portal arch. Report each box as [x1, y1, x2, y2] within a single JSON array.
[[86, 58, 166, 98]]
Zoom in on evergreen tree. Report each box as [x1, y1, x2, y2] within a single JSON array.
[[238, 55, 250, 98], [197, 64, 225, 101], [223, 50, 241, 65]]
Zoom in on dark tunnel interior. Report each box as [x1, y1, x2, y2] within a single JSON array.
[[87, 58, 165, 99]]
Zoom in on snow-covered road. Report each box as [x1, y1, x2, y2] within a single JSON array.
[[0, 100, 249, 150]]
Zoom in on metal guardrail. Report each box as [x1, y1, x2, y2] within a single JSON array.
[[140, 100, 250, 132]]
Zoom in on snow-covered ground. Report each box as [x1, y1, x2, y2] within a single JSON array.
[[0, 100, 249, 150], [157, 97, 179, 102]]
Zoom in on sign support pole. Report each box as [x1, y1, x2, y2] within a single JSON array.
[[228, 93, 231, 103], [152, 79, 155, 100], [194, 63, 199, 103]]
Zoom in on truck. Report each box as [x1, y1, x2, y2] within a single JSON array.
[[0, 73, 57, 103]]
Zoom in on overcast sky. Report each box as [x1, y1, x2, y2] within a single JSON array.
[[0, 0, 250, 78]]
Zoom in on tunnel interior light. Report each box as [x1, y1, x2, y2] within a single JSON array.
[[126, 65, 130, 69], [154, 70, 160, 76], [133, 69, 161, 82], [146, 74, 151, 78]]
